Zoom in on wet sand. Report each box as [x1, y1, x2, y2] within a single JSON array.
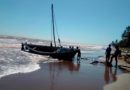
[[0, 60, 128, 90], [104, 74, 130, 90]]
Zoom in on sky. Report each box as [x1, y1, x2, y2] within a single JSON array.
[[0, 0, 130, 45]]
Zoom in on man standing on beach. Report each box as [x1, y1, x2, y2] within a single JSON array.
[[105, 44, 111, 64], [76, 47, 81, 63], [110, 45, 121, 67]]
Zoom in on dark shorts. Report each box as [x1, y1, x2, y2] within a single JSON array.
[[106, 54, 110, 57]]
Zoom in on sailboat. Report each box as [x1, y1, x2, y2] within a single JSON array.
[[21, 4, 78, 60]]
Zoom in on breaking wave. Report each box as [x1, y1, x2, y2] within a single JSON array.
[[0, 47, 49, 79]]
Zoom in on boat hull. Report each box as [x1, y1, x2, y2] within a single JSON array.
[[22, 43, 58, 52], [21, 43, 77, 60], [50, 51, 77, 60]]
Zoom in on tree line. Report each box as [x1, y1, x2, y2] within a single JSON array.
[[112, 26, 130, 48]]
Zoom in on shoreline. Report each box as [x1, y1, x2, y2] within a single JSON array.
[[0, 36, 130, 90], [0, 58, 129, 90]]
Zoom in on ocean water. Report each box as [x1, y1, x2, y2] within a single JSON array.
[[0, 36, 105, 79]]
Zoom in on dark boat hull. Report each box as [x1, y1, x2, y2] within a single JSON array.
[[23, 44, 59, 52], [50, 50, 77, 60], [21, 43, 77, 60]]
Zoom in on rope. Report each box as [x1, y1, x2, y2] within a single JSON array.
[[53, 11, 62, 46]]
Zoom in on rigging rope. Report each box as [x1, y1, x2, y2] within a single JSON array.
[[52, 7, 62, 47], [51, 17, 53, 46]]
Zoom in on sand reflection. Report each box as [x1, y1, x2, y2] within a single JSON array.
[[48, 61, 80, 72], [104, 65, 117, 84], [0, 60, 126, 90], [47, 61, 80, 90]]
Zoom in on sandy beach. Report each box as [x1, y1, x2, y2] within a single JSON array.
[[0, 59, 129, 90], [0, 36, 130, 90]]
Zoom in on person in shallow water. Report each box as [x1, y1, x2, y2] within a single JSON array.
[[110, 45, 121, 67], [76, 47, 81, 63], [105, 44, 111, 65]]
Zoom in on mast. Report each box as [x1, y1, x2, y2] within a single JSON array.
[[51, 4, 56, 47]]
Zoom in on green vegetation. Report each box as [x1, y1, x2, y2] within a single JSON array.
[[118, 26, 130, 48], [120, 48, 130, 53], [112, 26, 130, 47], [111, 26, 130, 53]]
